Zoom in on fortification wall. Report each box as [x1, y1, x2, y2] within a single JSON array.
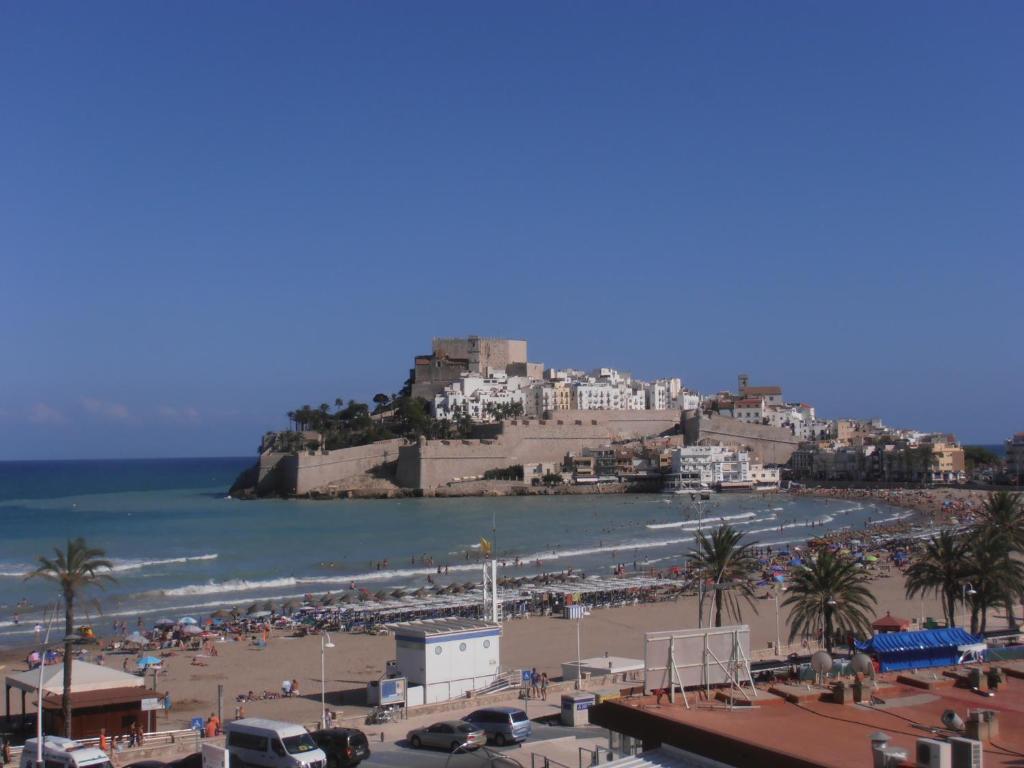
[[683, 411, 801, 465], [256, 452, 294, 496], [398, 411, 683, 490], [289, 439, 407, 495]]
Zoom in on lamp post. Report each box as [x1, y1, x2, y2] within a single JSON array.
[[575, 611, 583, 689], [773, 584, 787, 656], [961, 583, 976, 630], [35, 605, 78, 768], [320, 632, 335, 729], [824, 596, 837, 652]]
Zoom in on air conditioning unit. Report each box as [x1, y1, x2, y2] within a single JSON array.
[[948, 736, 983, 768], [917, 738, 951, 768]]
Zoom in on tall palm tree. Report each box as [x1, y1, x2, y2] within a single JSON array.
[[26, 538, 114, 737], [781, 550, 876, 654], [904, 529, 969, 627], [688, 525, 760, 627], [973, 492, 1024, 629], [965, 526, 1024, 634]]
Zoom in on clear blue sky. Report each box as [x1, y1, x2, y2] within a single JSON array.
[[2, 2, 1021, 460]]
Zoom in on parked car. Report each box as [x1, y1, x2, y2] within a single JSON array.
[[309, 728, 371, 768], [406, 720, 486, 752], [224, 718, 327, 768], [167, 754, 201, 768], [461, 707, 532, 746]]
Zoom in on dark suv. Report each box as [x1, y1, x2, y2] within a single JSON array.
[[310, 728, 371, 768], [461, 707, 532, 746]]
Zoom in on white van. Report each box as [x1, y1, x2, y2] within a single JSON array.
[[224, 719, 326, 768], [19, 736, 112, 768]]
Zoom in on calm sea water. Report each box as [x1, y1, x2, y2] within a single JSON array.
[[0, 458, 908, 646]]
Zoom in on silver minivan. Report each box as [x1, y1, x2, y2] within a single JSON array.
[[224, 719, 327, 768], [19, 736, 112, 768]]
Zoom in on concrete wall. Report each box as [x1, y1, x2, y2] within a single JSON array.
[[683, 411, 801, 465], [286, 439, 407, 495]]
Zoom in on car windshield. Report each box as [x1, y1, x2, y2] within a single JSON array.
[[282, 734, 318, 755], [511, 711, 528, 723]]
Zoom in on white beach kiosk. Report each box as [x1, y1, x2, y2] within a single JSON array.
[[392, 618, 501, 704]]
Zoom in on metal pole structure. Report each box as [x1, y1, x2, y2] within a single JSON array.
[[774, 588, 782, 656], [576, 615, 582, 689], [36, 602, 58, 768], [320, 632, 334, 728], [217, 684, 223, 730]]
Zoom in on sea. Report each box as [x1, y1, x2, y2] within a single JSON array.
[[0, 457, 912, 647]]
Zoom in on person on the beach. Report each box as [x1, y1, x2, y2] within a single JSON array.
[[540, 672, 549, 699], [530, 668, 540, 698], [291, 679, 300, 697]]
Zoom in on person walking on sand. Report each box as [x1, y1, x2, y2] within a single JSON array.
[[540, 672, 549, 700], [530, 668, 540, 699]]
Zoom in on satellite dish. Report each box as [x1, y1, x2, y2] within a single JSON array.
[[941, 709, 964, 731], [811, 651, 833, 675], [850, 653, 874, 677]]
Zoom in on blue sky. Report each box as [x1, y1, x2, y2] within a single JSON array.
[[2, 2, 1021, 460]]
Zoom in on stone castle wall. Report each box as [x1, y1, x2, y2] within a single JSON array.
[[259, 439, 407, 496], [397, 410, 683, 490], [683, 411, 801, 465]]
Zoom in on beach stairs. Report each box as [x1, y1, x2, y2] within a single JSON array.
[[472, 670, 519, 697]]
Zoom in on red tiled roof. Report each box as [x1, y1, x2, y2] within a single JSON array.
[[743, 386, 782, 396], [871, 611, 911, 630], [735, 398, 764, 407]]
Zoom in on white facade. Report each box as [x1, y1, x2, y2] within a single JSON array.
[[393, 619, 501, 704], [734, 398, 766, 424], [667, 446, 751, 488], [433, 372, 526, 422]]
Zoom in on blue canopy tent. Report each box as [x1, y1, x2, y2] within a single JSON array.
[[855, 628, 986, 672]]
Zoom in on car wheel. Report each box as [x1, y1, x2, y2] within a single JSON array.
[[410, 736, 421, 749], [493, 733, 507, 747]]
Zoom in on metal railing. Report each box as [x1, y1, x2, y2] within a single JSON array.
[[577, 745, 615, 766], [7, 729, 201, 760], [530, 754, 572, 768]]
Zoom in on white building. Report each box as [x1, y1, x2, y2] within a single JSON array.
[[734, 398, 766, 424], [433, 372, 527, 422], [666, 446, 751, 490], [393, 618, 501, 704]]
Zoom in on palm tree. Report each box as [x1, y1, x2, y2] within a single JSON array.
[[26, 538, 114, 736], [781, 550, 876, 654], [965, 525, 1024, 634], [904, 530, 969, 627], [973, 492, 1024, 629], [688, 525, 760, 627]]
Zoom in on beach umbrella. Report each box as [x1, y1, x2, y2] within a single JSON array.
[[462, 581, 475, 590], [358, 591, 371, 602], [261, 600, 275, 612], [154, 618, 175, 627], [789, 559, 802, 567], [246, 603, 260, 615], [178, 616, 198, 625], [341, 592, 359, 604], [124, 632, 147, 645], [390, 589, 406, 599], [449, 585, 465, 594], [865, 555, 878, 563], [210, 609, 233, 620], [281, 600, 299, 612], [432, 585, 446, 594], [374, 590, 389, 601], [413, 587, 428, 598], [181, 624, 203, 636], [137, 656, 162, 667]]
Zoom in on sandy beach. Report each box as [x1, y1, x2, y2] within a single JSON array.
[[1, 487, 1012, 733], [4, 567, 1010, 732]]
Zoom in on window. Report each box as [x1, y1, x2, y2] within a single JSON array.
[[228, 732, 268, 752], [459, 642, 467, 651], [282, 734, 318, 755], [434, 646, 443, 655]]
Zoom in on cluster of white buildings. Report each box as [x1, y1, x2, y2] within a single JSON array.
[[716, 377, 833, 441], [664, 445, 780, 492], [433, 366, 701, 423]]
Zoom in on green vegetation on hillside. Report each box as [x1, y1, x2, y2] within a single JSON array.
[[266, 393, 477, 452]]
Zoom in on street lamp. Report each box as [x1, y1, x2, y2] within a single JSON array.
[[320, 632, 335, 729], [961, 583, 976, 630], [35, 605, 78, 768], [773, 584, 787, 656]]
